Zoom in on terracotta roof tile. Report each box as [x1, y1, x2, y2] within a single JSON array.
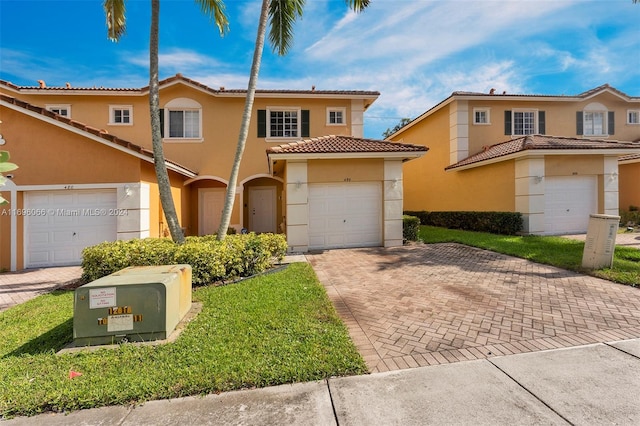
[[620, 153, 640, 162], [266, 135, 428, 155], [450, 83, 637, 100], [446, 135, 640, 170], [0, 94, 196, 176], [0, 74, 379, 97]]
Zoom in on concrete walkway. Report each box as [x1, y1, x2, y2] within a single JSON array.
[[5, 339, 640, 425]]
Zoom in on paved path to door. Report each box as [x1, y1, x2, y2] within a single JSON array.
[[307, 243, 640, 373], [0, 266, 81, 312]]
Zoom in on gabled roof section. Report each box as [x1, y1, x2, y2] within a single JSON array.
[[268, 135, 427, 154], [267, 135, 427, 161], [0, 94, 196, 177], [388, 84, 639, 139], [0, 74, 379, 103], [446, 135, 640, 171]]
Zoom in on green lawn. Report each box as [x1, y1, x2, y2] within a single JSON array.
[[0, 263, 366, 418], [419, 225, 640, 287]]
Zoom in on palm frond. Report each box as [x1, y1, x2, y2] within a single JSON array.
[[195, 0, 229, 35], [345, 0, 370, 13], [268, 0, 305, 56], [104, 0, 126, 42]]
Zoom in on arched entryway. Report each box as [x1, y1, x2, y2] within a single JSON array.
[[184, 176, 228, 236], [241, 174, 284, 234]]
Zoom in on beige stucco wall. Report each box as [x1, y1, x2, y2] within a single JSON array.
[[393, 106, 515, 213], [466, 92, 640, 156], [307, 159, 383, 183], [619, 162, 640, 210], [3, 83, 360, 184]]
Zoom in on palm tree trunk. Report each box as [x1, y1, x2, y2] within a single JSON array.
[[216, 0, 270, 240], [149, 0, 185, 243]]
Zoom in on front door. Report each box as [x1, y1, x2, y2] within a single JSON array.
[[248, 186, 276, 233], [199, 188, 225, 235]]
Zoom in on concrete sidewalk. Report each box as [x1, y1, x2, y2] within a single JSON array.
[[5, 338, 640, 425]]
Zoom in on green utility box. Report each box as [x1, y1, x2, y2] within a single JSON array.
[[73, 265, 192, 346], [110, 265, 192, 319]]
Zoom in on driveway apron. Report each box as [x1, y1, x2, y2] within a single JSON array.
[[307, 243, 640, 373]]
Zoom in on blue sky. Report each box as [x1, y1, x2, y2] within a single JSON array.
[[1, 0, 639, 138]]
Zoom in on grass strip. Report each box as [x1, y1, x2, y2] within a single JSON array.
[[419, 226, 639, 286], [0, 263, 366, 418]]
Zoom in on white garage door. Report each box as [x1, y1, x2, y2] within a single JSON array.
[[308, 182, 382, 250], [25, 190, 117, 268], [544, 176, 597, 234]]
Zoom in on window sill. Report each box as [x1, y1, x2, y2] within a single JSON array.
[[326, 123, 346, 127], [108, 123, 133, 126], [163, 138, 204, 143], [265, 137, 301, 143], [473, 122, 491, 126]]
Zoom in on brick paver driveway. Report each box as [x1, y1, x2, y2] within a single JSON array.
[[307, 244, 640, 373]]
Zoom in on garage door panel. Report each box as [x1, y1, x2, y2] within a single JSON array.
[[25, 190, 117, 268], [544, 176, 597, 234], [309, 182, 382, 250]]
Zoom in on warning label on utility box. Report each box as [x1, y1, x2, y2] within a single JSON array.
[[89, 287, 117, 309], [107, 314, 134, 332]]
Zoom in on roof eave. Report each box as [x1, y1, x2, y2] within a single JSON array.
[[446, 148, 640, 172], [267, 151, 427, 162]]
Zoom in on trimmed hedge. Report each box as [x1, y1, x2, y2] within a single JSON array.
[[403, 215, 420, 242], [404, 211, 523, 235], [81, 233, 288, 286]]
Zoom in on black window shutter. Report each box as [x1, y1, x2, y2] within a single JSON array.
[[504, 110, 512, 135], [257, 109, 266, 137], [576, 111, 583, 135], [608, 111, 615, 135], [301, 110, 310, 137], [159, 109, 165, 138], [538, 111, 545, 135]]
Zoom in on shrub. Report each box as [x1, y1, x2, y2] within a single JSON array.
[[403, 215, 420, 242], [620, 208, 640, 227], [81, 233, 288, 286], [404, 210, 523, 235]]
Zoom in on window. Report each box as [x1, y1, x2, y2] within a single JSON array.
[[109, 105, 133, 125], [327, 107, 346, 125], [577, 103, 614, 136], [258, 108, 309, 139], [45, 104, 71, 117], [504, 110, 544, 135], [628, 110, 640, 125], [270, 109, 299, 137], [162, 98, 202, 141], [583, 111, 605, 136], [169, 110, 200, 138], [514, 111, 535, 135], [473, 108, 490, 125]]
